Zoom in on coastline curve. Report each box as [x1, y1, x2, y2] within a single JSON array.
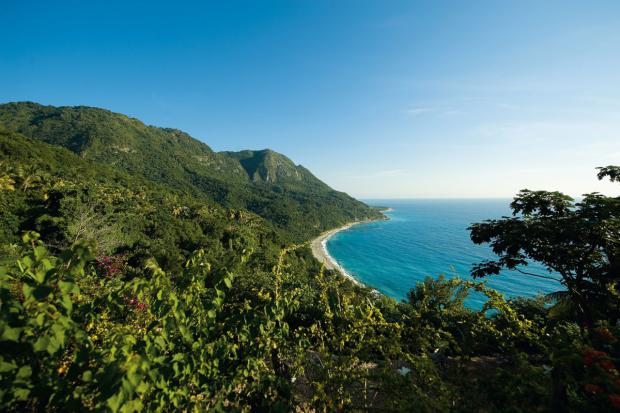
[[310, 210, 391, 286], [310, 222, 366, 286]]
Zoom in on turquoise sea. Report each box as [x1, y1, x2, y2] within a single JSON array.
[[326, 199, 563, 309]]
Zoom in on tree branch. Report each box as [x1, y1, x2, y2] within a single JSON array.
[[514, 268, 562, 282]]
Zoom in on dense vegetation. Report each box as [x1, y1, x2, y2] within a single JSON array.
[[1, 103, 619, 411], [0, 102, 381, 241]]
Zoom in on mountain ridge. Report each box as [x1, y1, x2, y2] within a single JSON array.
[[0, 101, 381, 240]]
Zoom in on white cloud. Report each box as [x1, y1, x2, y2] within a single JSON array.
[[404, 107, 435, 116]]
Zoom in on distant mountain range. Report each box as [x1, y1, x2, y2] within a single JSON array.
[[0, 102, 380, 240]]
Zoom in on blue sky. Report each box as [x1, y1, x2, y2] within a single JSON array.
[[2, 0, 620, 198]]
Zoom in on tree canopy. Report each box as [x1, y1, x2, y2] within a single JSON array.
[[1, 104, 620, 411], [469, 169, 620, 325]]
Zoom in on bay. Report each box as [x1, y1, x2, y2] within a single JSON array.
[[326, 199, 563, 309]]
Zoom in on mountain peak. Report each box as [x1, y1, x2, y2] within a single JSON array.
[[0, 101, 380, 239], [222, 149, 322, 188]]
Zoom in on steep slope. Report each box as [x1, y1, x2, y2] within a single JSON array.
[[0, 102, 248, 187], [0, 102, 381, 240], [0, 127, 287, 270], [223, 149, 330, 192]]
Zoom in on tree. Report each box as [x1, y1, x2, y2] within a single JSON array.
[[469, 167, 620, 325]]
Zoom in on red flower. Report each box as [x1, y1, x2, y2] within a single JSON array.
[[595, 327, 617, 343], [584, 383, 604, 395], [583, 348, 608, 366], [600, 359, 616, 373], [95, 254, 125, 277], [126, 296, 147, 312], [609, 394, 620, 409]]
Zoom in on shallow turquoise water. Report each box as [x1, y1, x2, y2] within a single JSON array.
[[326, 199, 563, 309]]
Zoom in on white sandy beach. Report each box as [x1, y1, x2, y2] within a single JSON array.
[[310, 212, 391, 286], [310, 222, 365, 286]]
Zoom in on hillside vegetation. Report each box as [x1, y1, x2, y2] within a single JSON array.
[[0, 103, 619, 412], [0, 102, 381, 241]]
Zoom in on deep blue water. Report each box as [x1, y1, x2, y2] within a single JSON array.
[[326, 199, 563, 309]]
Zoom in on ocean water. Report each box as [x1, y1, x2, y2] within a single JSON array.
[[326, 199, 562, 309]]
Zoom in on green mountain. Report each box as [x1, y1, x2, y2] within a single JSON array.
[[0, 102, 380, 240], [0, 101, 615, 412], [223, 149, 330, 190], [0, 127, 286, 270]]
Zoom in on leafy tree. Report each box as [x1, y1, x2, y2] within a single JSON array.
[[4, 102, 620, 411], [469, 167, 620, 325]]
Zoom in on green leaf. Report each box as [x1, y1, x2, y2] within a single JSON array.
[[33, 336, 50, 353], [107, 392, 124, 413], [60, 294, 73, 312], [82, 370, 93, 382], [36, 313, 45, 327], [33, 245, 47, 260], [51, 323, 67, 347], [41, 258, 54, 271], [22, 283, 33, 300], [13, 387, 30, 401], [20, 256, 33, 272], [0, 358, 17, 373], [58, 280, 77, 294], [34, 268, 46, 284], [1, 326, 22, 341], [16, 365, 32, 379]]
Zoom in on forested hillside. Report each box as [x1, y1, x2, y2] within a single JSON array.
[[0, 128, 289, 272], [1, 103, 619, 412], [0, 102, 381, 241], [223, 149, 331, 190]]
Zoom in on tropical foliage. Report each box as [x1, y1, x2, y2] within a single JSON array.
[[0, 103, 619, 411], [0, 102, 382, 241]]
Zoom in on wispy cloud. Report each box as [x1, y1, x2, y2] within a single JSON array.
[[576, 96, 620, 107], [474, 120, 620, 142], [404, 107, 435, 116], [404, 106, 462, 117]]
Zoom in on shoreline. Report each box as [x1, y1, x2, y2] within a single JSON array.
[[310, 212, 391, 287]]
